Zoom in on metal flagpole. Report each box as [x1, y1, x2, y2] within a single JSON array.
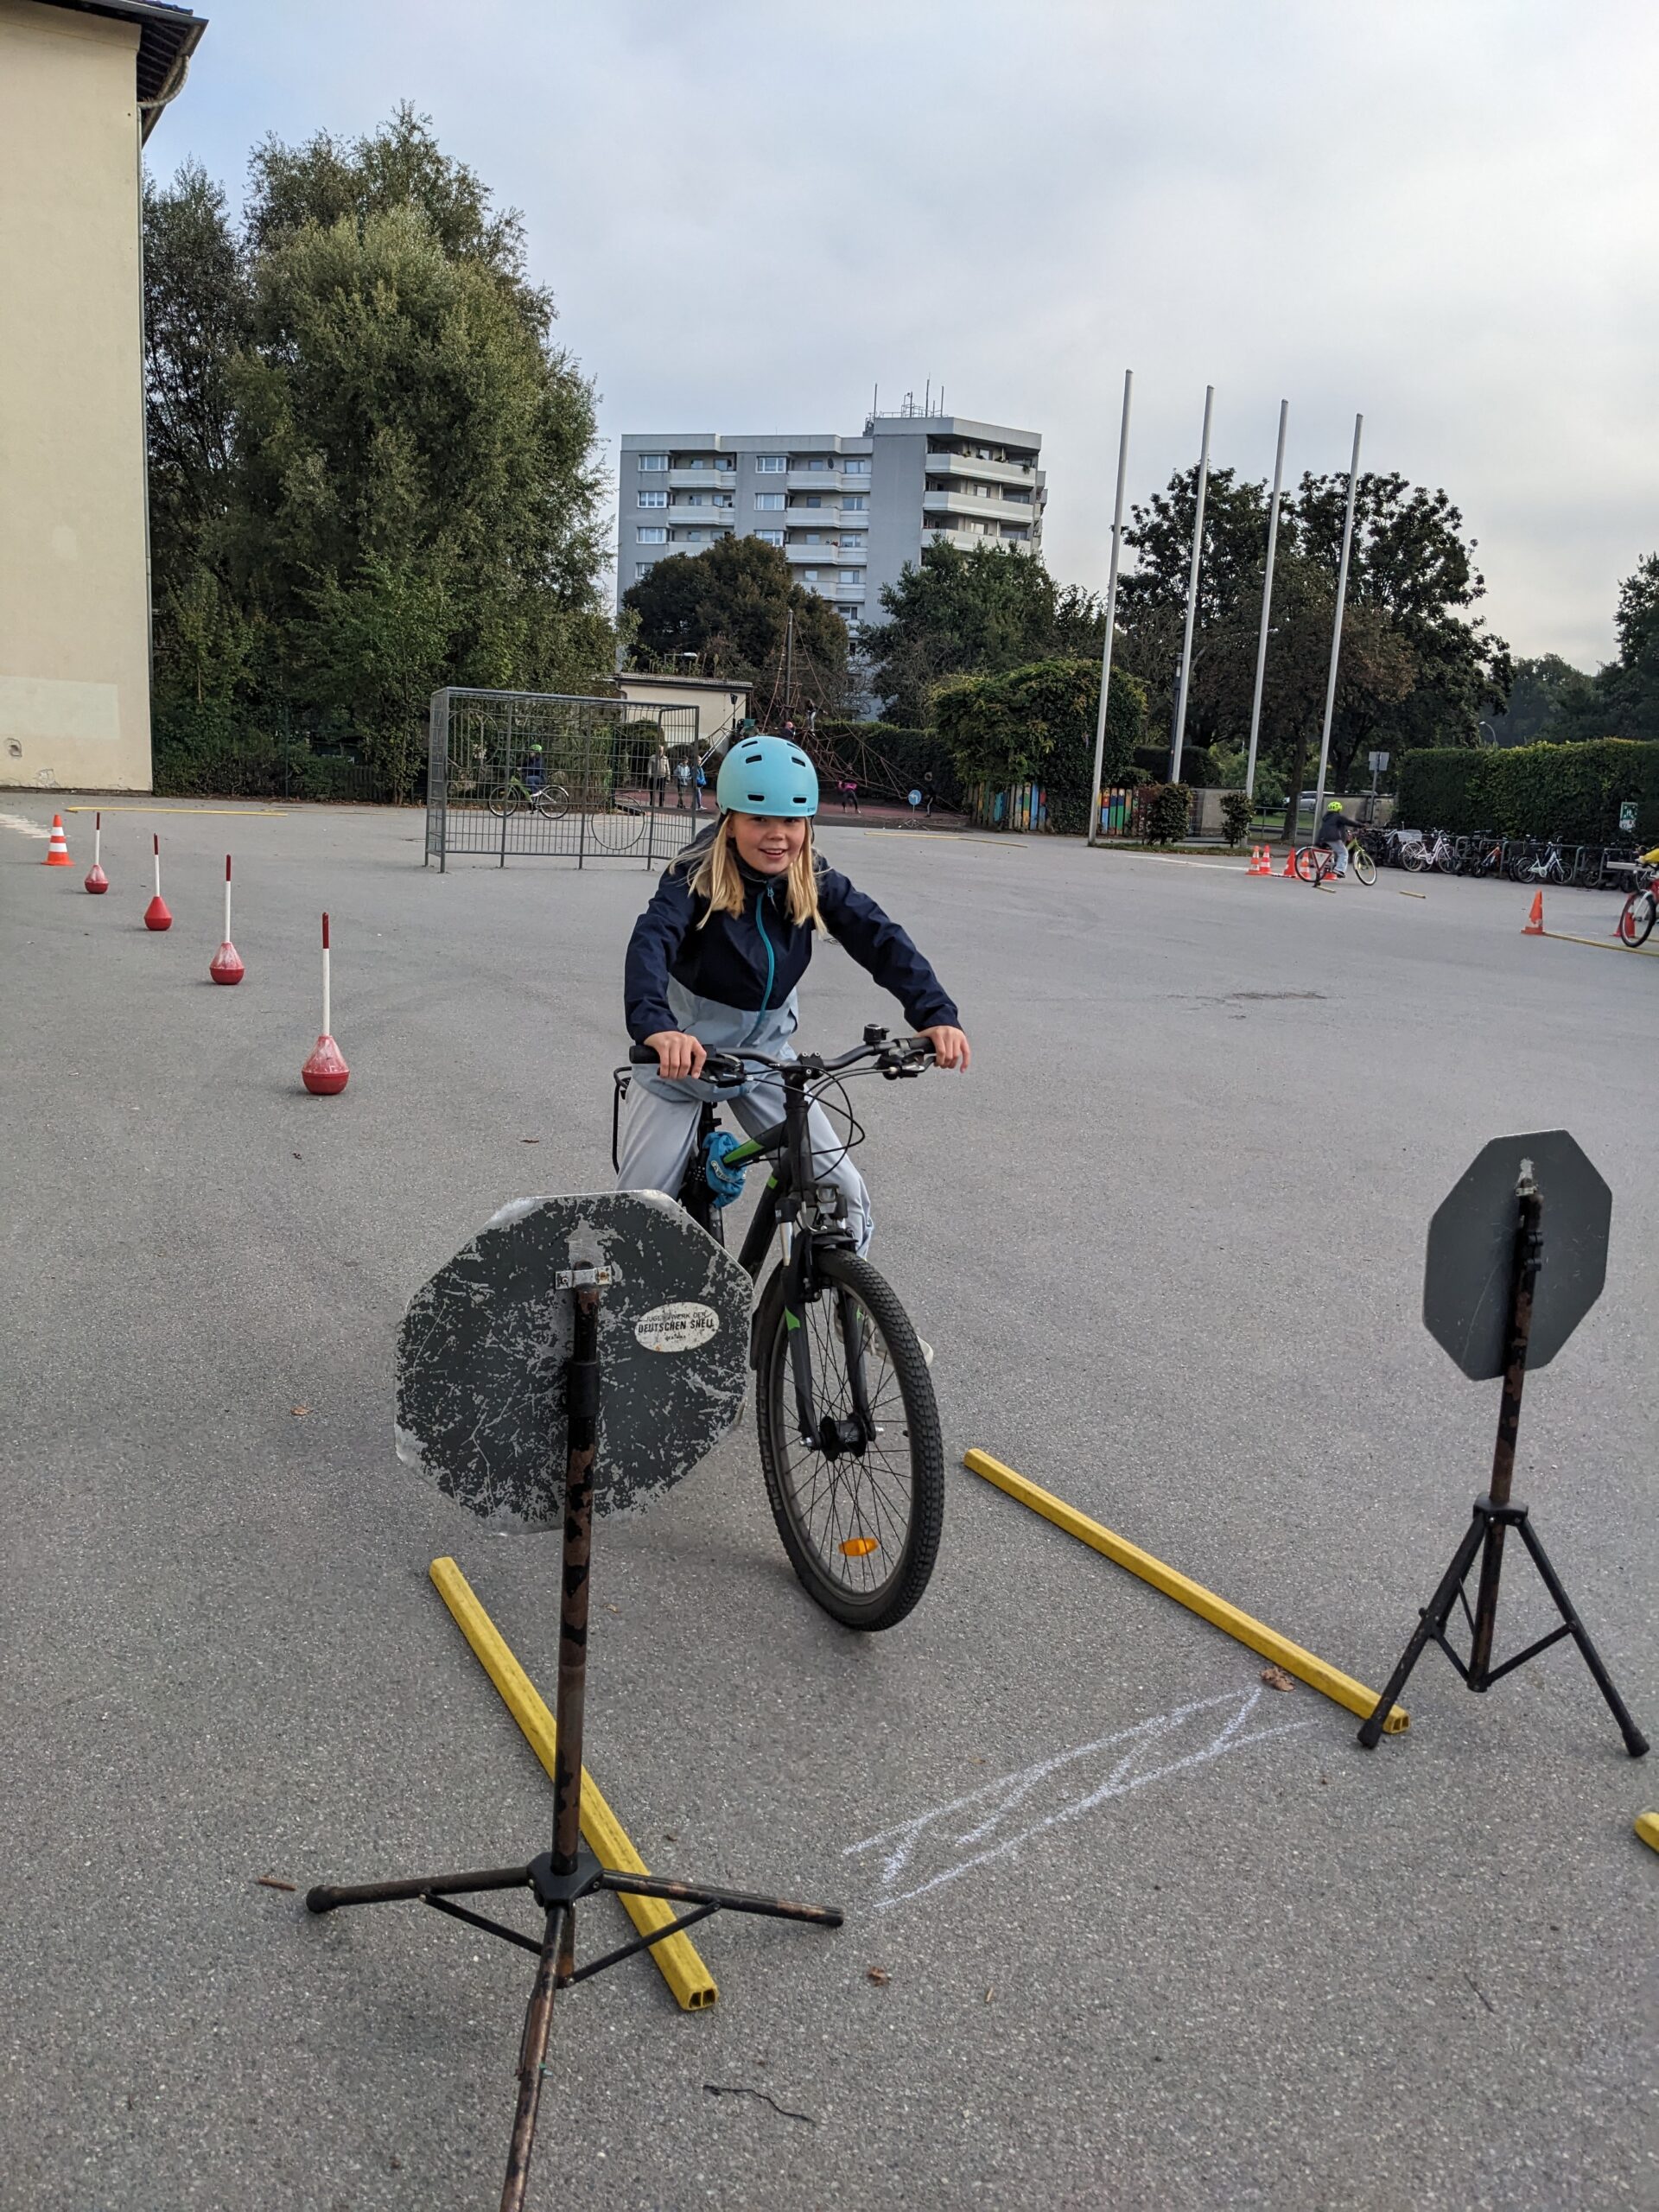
[[1168, 385, 1213, 785], [1086, 369, 1133, 847], [1310, 413, 1363, 828], [1243, 399, 1288, 804]]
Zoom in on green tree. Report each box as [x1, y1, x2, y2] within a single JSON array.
[[933, 659, 1147, 834], [1549, 554, 1659, 744], [1486, 653, 1597, 745], [622, 535, 848, 716], [143, 110, 615, 796], [861, 542, 1104, 724]]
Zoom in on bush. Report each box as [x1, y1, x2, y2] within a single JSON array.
[[933, 660, 1149, 835], [1396, 738, 1659, 842], [1144, 782, 1192, 846], [1220, 791, 1254, 847]]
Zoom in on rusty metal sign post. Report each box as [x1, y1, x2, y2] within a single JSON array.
[[306, 1201, 842, 2212], [1358, 1132, 1647, 1758]]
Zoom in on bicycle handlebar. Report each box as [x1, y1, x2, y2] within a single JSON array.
[[627, 1031, 935, 1087]]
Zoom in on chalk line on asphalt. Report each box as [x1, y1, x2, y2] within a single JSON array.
[[0, 811, 51, 840], [844, 1684, 1314, 1912]]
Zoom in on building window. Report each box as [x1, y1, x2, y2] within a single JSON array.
[[638, 489, 668, 508], [755, 454, 785, 473], [838, 570, 861, 586], [634, 562, 657, 579], [840, 533, 866, 550], [754, 493, 785, 511], [798, 495, 823, 510], [800, 457, 831, 472], [755, 529, 785, 546], [844, 457, 871, 474], [638, 453, 668, 472], [637, 526, 667, 544], [801, 569, 819, 584], [841, 495, 867, 512]]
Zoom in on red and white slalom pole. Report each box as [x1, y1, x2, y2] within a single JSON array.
[[301, 912, 349, 1095], [209, 855, 245, 983], [143, 834, 172, 931], [85, 811, 108, 894]]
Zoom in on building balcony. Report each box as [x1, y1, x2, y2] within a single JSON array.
[[670, 496, 737, 515], [922, 487, 1039, 524], [923, 450, 1039, 488], [667, 464, 738, 490], [925, 526, 1035, 556], [785, 466, 861, 492]]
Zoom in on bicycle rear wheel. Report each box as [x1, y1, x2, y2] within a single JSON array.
[[1294, 848, 1322, 882], [754, 1249, 943, 1631], [1351, 848, 1376, 885], [484, 786, 520, 819], [1402, 842, 1429, 874]]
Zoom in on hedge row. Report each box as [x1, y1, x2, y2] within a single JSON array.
[[1396, 739, 1659, 844]]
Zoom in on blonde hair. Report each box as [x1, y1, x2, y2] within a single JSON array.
[[687, 816, 823, 931]]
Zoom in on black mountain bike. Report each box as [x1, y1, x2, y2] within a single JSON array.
[[615, 1028, 944, 1631]]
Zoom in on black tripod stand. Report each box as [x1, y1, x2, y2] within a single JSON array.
[[1358, 1168, 1647, 1757], [307, 1270, 842, 2211]]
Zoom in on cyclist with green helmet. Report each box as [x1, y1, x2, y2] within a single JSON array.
[[619, 733, 969, 1254], [1315, 796, 1357, 883]]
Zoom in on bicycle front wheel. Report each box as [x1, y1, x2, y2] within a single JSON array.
[[533, 785, 570, 820], [754, 1249, 943, 1631], [1619, 891, 1656, 947], [1352, 848, 1376, 885]]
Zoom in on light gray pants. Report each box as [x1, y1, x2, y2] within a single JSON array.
[[616, 1065, 873, 1255]]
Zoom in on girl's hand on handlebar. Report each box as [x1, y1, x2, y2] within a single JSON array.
[[644, 1030, 707, 1082], [921, 1024, 970, 1071]]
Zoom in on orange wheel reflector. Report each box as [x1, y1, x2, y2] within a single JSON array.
[[839, 1536, 880, 1557]]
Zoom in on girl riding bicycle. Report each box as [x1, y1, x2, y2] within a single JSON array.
[[618, 734, 969, 1254]]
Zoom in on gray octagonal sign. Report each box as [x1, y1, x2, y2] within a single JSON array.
[[1423, 1130, 1611, 1381], [396, 1192, 751, 1527]]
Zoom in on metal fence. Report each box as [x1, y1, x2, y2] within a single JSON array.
[[425, 689, 708, 870]]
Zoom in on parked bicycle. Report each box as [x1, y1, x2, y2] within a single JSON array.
[[1507, 838, 1569, 886], [614, 1028, 944, 1631], [1402, 830, 1461, 874], [1294, 840, 1376, 886]]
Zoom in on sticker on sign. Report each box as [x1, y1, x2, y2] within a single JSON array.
[[635, 1301, 721, 1352]]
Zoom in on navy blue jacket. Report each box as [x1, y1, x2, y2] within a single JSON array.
[[625, 830, 960, 1043]]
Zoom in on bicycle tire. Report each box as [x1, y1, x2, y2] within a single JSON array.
[[1352, 848, 1376, 885], [483, 785, 522, 819], [753, 1249, 943, 1631], [1618, 891, 1656, 947], [1294, 848, 1321, 882], [532, 785, 570, 820], [1402, 842, 1429, 874]]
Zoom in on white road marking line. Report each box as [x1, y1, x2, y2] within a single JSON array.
[[0, 811, 51, 840], [845, 1684, 1315, 1912]]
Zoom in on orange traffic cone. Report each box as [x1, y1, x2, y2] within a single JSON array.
[[1522, 892, 1544, 936], [1249, 845, 1272, 876], [44, 814, 72, 866], [1281, 849, 1298, 877]]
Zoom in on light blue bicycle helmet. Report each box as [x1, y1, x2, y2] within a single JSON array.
[[715, 734, 818, 817]]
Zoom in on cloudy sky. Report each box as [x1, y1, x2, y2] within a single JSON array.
[[159, 0, 1652, 669]]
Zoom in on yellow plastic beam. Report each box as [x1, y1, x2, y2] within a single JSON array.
[[1542, 930, 1659, 958], [962, 1450, 1409, 1734], [429, 1556, 717, 2010], [1636, 1811, 1659, 1854]]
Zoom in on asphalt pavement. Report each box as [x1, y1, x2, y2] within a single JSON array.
[[2, 798, 1654, 2212]]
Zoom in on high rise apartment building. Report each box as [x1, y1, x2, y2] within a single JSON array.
[[616, 410, 1045, 628]]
